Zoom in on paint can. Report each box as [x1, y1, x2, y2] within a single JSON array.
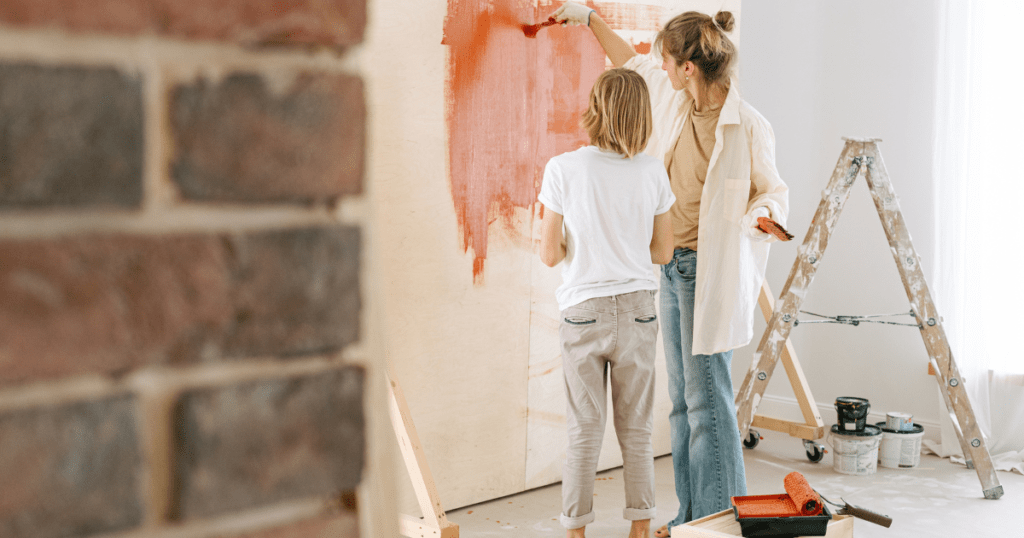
[[885, 412, 914, 432], [829, 424, 881, 476], [835, 396, 871, 432], [877, 422, 925, 469]]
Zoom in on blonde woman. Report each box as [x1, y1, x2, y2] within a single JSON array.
[[552, 4, 790, 536], [538, 67, 675, 538]]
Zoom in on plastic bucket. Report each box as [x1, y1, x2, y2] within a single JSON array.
[[877, 422, 925, 469], [830, 424, 881, 475]]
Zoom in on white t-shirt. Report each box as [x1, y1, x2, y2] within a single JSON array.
[[538, 145, 676, 311]]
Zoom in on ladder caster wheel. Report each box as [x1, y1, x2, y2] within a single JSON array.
[[803, 440, 826, 463], [743, 430, 762, 449]]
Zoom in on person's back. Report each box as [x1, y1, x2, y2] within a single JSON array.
[[543, 146, 672, 310], [536, 67, 674, 538]]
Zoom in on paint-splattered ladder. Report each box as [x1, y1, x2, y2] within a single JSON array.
[[735, 138, 1003, 500]]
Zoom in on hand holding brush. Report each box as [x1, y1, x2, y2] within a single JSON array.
[[741, 207, 794, 242], [523, 1, 594, 38], [757, 216, 794, 241]]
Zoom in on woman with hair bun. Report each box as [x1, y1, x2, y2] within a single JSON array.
[[551, 3, 790, 536]]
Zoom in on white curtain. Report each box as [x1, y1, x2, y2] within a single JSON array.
[[929, 0, 1024, 473]]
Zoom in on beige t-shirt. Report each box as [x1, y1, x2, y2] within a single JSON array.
[[666, 100, 722, 251]]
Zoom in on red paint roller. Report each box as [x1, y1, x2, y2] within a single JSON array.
[[731, 472, 822, 518], [522, 17, 562, 38], [784, 471, 822, 516]]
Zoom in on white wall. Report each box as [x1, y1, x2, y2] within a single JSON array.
[[734, 1, 943, 435]]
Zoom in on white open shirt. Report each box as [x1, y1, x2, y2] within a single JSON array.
[[624, 54, 789, 355]]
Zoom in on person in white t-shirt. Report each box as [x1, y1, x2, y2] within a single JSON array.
[[537, 67, 676, 538], [552, 4, 791, 536]]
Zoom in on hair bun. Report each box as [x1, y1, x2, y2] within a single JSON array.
[[714, 11, 735, 32]]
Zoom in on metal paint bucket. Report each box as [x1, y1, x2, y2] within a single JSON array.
[[835, 396, 871, 432], [877, 422, 925, 469], [829, 424, 881, 476], [885, 412, 914, 432]]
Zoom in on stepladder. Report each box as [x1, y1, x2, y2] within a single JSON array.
[[388, 369, 460, 538], [741, 280, 828, 463], [734, 137, 1003, 500]]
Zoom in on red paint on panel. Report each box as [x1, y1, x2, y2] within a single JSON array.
[[443, 0, 604, 283]]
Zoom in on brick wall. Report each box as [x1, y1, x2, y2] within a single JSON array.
[[0, 2, 374, 537]]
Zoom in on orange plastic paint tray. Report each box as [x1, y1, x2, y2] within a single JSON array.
[[732, 494, 802, 519], [730, 495, 833, 537]]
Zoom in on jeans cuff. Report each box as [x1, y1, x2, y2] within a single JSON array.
[[623, 506, 656, 521], [560, 510, 596, 529]]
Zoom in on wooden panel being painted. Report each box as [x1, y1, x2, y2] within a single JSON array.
[[369, 0, 742, 512], [369, 0, 532, 514]]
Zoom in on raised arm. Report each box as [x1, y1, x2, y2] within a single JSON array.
[[552, 2, 637, 67]]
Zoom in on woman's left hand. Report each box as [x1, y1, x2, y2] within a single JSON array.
[[741, 207, 775, 242]]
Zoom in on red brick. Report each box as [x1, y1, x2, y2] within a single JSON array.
[[173, 368, 365, 520], [0, 226, 360, 385], [225, 510, 358, 538], [0, 0, 366, 49], [0, 395, 144, 537], [170, 73, 364, 204], [0, 63, 144, 209], [223, 227, 361, 357]]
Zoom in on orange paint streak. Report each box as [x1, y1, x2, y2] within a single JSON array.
[[443, 0, 604, 283]]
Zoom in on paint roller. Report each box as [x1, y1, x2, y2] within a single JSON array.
[[734, 472, 892, 527], [786, 472, 895, 528], [784, 472, 821, 516], [731, 472, 822, 519]]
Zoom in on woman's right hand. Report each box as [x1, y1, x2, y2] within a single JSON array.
[[551, 2, 636, 68], [552, 1, 595, 26]]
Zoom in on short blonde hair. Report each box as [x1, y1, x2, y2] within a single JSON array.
[[581, 68, 652, 158]]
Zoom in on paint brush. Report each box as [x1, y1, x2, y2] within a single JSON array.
[[522, 17, 561, 38], [757, 216, 795, 241]]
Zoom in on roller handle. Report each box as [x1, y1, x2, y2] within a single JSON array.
[[841, 504, 892, 528]]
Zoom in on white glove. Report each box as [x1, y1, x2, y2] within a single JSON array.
[[740, 206, 775, 243], [552, 1, 595, 26]]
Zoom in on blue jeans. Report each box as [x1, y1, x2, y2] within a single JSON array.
[[660, 248, 747, 526]]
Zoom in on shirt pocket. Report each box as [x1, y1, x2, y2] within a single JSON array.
[[723, 179, 752, 223]]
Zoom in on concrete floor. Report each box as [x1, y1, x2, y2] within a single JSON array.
[[445, 428, 1022, 537]]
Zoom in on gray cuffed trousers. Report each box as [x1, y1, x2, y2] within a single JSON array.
[[558, 289, 658, 529]]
